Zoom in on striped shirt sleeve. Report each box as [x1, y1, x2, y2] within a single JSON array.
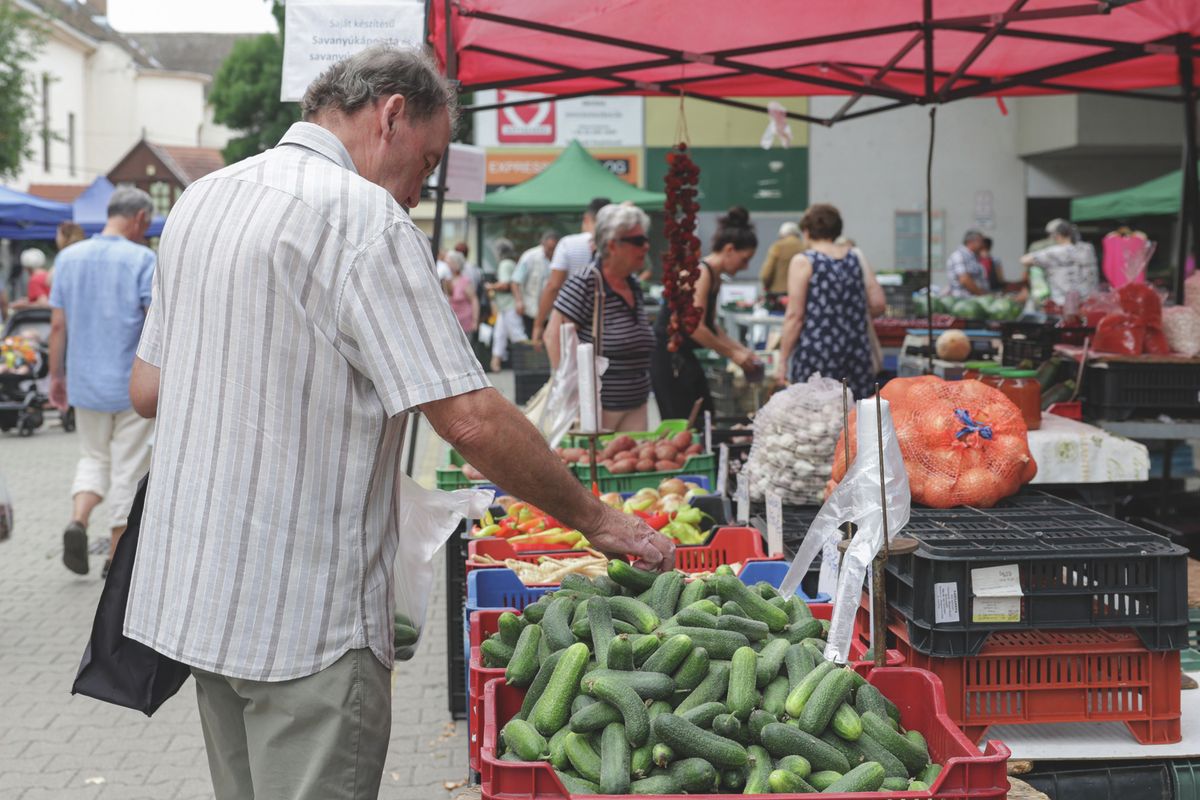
[[336, 222, 488, 416], [553, 271, 596, 336], [136, 260, 164, 367]]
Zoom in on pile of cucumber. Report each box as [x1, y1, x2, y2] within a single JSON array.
[[480, 561, 943, 795]]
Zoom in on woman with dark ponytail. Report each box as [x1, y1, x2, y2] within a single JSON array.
[[651, 207, 764, 421]]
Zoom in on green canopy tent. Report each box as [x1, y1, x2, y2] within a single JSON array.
[[1071, 163, 1200, 222], [467, 140, 665, 215]]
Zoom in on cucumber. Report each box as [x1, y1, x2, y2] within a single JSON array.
[[583, 669, 676, 701], [593, 575, 622, 597], [612, 619, 639, 635], [711, 713, 744, 743], [630, 774, 681, 794], [721, 600, 749, 618], [788, 595, 814, 622], [761, 675, 790, 718], [572, 694, 597, 715], [909, 779, 931, 790], [713, 574, 790, 632], [784, 643, 815, 690], [647, 699, 673, 728], [599, 722, 631, 795], [714, 564, 735, 577], [651, 712, 749, 768], [906, 729, 931, 763], [882, 777, 911, 791], [831, 702, 863, 742], [759, 723, 851, 773], [522, 599, 549, 623], [744, 745, 773, 794], [555, 770, 600, 794], [755, 580, 780, 600], [516, 649, 564, 721], [918, 762, 943, 785], [660, 626, 749, 660], [860, 711, 928, 773], [726, 646, 758, 721], [720, 767, 746, 791], [672, 646, 711, 692], [561, 573, 601, 596], [608, 559, 658, 593], [531, 642, 590, 737], [497, 611, 525, 646], [631, 742, 653, 779], [809, 770, 843, 790], [778, 617, 823, 644], [717, 614, 770, 642], [783, 660, 834, 718], [631, 633, 662, 666], [569, 699, 622, 733], [776, 754, 812, 778], [587, 596, 615, 669], [768, 595, 789, 611], [504, 623, 542, 688], [675, 606, 720, 628], [747, 709, 776, 743], [768, 768, 814, 793], [641, 634, 693, 674], [582, 673, 651, 746], [501, 718, 547, 761], [541, 595, 577, 652], [669, 757, 719, 793], [608, 634, 634, 670], [677, 577, 708, 611], [819, 731, 865, 770], [800, 641, 825, 665], [819, 619, 831, 636], [548, 726, 572, 769], [647, 571, 685, 620], [570, 615, 592, 642], [564, 732, 602, 783], [608, 596, 661, 634], [854, 732, 909, 779], [687, 598, 723, 616], [480, 638, 514, 667], [824, 761, 887, 793], [679, 701, 728, 729], [675, 660, 731, 715], [652, 742, 674, 768], [854, 682, 889, 719], [754, 638, 790, 688]]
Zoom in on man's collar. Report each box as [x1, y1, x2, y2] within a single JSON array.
[[278, 122, 359, 174]]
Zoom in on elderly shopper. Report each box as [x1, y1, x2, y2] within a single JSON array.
[[486, 238, 523, 372], [126, 47, 673, 800], [543, 203, 656, 432], [444, 250, 479, 336], [1020, 219, 1099, 307], [945, 229, 989, 298], [777, 203, 886, 401], [759, 220, 804, 295]]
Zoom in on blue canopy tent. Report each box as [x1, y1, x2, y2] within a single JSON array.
[[73, 177, 166, 237], [0, 185, 71, 240]]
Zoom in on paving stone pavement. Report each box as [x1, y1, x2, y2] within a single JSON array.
[[0, 370, 515, 800]]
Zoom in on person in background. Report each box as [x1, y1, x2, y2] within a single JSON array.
[[651, 206, 763, 421], [945, 229, 989, 297], [1027, 218, 1066, 254], [58, 220, 86, 250], [544, 204, 655, 432], [487, 238, 524, 372], [435, 245, 452, 284], [978, 236, 1005, 292], [1020, 219, 1099, 307], [13, 223, 86, 312], [532, 196, 610, 347], [445, 250, 479, 337], [514, 229, 558, 338], [758, 221, 804, 295], [9, 249, 47, 311], [777, 203, 886, 401], [49, 187, 156, 578]]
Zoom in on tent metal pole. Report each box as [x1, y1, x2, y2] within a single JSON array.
[[923, 0, 934, 102], [830, 32, 925, 124], [1174, 38, 1198, 303], [944, 41, 1164, 101], [939, 0, 1029, 99], [430, 0, 456, 260], [926, 107, 937, 375]]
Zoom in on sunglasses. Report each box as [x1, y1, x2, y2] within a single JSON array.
[[619, 235, 650, 247]]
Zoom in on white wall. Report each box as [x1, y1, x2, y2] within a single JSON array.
[[84, 42, 140, 182], [135, 72, 210, 147], [14, 31, 90, 188], [808, 96, 1027, 283]]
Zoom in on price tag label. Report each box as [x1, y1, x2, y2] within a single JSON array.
[[735, 483, 749, 522], [934, 582, 960, 623], [972, 596, 1022, 623], [704, 411, 713, 455], [971, 564, 1023, 597], [716, 444, 729, 497], [766, 493, 784, 556]]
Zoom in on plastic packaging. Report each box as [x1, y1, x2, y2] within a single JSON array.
[[1163, 305, 1200, 356], [1118, 282, 1163, 326], [1093, 312, 1146, 356]]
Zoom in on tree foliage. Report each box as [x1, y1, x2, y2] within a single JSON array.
[[0, 3, 46, 181], [210, 1, 299, 164]]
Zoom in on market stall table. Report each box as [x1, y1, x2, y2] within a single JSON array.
[[1027, 412, 1150, 484]]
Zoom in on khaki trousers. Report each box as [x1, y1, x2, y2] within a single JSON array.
[[193, 649, 391, 800], [71, 407, 154, 530]]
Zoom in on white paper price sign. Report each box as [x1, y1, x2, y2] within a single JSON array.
[[716, 444, 729, 497], [704, 411, 713, 455], [766, 493, 784, 556], [735, 483, 749, 522]]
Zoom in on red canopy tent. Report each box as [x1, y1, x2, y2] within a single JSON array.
[[426, 0, 1200, 299]]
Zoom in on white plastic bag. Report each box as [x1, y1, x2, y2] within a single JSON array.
[[393, 472, 494, 660]]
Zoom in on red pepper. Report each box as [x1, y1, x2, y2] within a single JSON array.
[[511, 540, 570, 552], [644, 513, 670, 530], [517, 519, 546, 533], [631, 509, 652, 520]]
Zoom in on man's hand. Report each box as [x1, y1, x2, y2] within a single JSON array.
[[515, 301, 525, 317], [586, 506, 675, 571], [49, 375, 67, 411], [531, 322, 545, 351]]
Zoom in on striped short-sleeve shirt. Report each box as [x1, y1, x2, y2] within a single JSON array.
[[125, 122, 489, 681]]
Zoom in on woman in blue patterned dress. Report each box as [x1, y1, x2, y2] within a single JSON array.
[[776, 203, 886, 400]]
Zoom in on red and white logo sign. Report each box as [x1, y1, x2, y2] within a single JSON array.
[[497, 90, 555, 144]]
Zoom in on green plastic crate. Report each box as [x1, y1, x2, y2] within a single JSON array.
[[435, 449, 494, 491], [572, 452, 717, 492], [563, 419, 691, 449], [1173, 758, 1200, 800]]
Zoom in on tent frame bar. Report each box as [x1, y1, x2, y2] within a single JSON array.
[[1174, 37, 1199, 302]]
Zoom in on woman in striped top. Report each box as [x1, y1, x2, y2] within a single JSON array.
[[544, 204, 656, 432]]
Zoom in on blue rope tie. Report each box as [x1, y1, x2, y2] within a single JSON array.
[[954, 408, 993, 441]]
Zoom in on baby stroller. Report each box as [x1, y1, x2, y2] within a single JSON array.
[[0, 307, 74, 436]]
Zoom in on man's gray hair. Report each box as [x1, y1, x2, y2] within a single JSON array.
[[445, 250, 465, 270], [963, 229, 985, 245], [107, 186, 153, 219], [301, 45, 457, 126], [779, 221, 801, 238], [594, 204, 650, 259]]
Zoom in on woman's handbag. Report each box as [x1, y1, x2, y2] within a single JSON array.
[[71, 475, 192, 715]]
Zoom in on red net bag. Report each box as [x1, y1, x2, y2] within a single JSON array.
[[832, 376, 1036, 508], [1118, 283, 1163, 326], [1092, 312, 1146, 356]]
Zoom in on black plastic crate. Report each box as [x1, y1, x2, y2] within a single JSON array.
[[1082, 359, 1200, 421], [885, 492, 1188, 656], [509, 341, 549, 372], [513, 370, 550, 406], [1023, 760, 1172, 800], [445, 521, 471, 720]]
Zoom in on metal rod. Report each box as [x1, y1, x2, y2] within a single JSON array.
[[840, 378, 853, 542], [926, 107, 937, 375], [872, 385, 890, 669], [1175, 37, 1199, 304], [588, 433, 600, 491], [923, 0, 934, 101], [934, 22, 1158, 53], [714, 22, 922, 59], [430, 0, 456, 259], [938, 0, 1030, 99], [830, 32, 925, 124]]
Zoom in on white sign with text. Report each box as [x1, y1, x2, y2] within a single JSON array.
[[474, 90, 644, 148]]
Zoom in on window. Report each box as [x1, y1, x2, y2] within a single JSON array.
[[149, 181, 172, 216]]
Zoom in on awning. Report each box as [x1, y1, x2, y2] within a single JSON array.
[[0, 185, 72, 240], [1071, 163, 1198, 220], [73, 177, 167, 238]]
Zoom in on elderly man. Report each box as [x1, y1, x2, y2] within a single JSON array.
[[945, 229, 989, 298], [126, 47, 672, 800], [759, 221, 803, 294], [50, 187, 156, 577], [514, 229, 558, 338]]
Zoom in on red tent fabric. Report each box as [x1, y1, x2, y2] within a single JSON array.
[[429, 0, 1200, 104]]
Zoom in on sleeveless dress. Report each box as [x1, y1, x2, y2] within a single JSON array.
[[787, 249, 875, 400], [650, 262, 720, 420]]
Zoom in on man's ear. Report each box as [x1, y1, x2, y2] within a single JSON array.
[[381, 94, 408, 140]]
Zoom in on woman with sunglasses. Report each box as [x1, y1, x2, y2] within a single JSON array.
[[544, 203, 657, 432], [651, 207, 763, 421]]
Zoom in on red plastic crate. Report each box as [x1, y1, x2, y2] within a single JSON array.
[[888, 610, 1182, 745], [479, 668, 1010, 799], [466, 526, 773, 581]]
